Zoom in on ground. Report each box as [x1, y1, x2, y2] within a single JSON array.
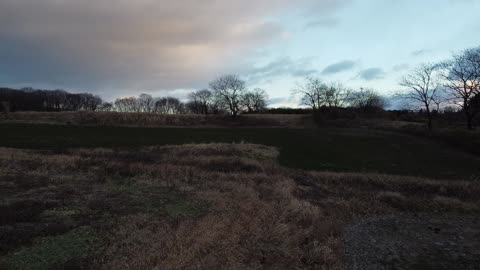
[[0, 115, 479, 269], [345, 214, 480, 270], [1, 123, 480, 179]]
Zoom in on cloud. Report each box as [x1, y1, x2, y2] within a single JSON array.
[[321, 60, 356, 75], [392, 64, 409, 72], [243, 57, 317, 84], [411, 49, 430, 57], [357, 68, 386, 81], [304, 18, 339, 29], [0, 0, 348, 97]]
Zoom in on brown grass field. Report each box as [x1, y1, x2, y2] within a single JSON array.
[[1, 143, 479, 269], [1, 112, 310, 128]]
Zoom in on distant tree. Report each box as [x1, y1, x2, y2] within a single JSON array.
[[0, 101, 9, 115], [97, 102, 114, 112], [188, 89, 214, 115], [138, 93, 155, 113], [399, 63, 442, 131], [469, 93, 480, 118], [349, 88, 387, 112], [294, 77, 325, 110], [324, 82, 352, 108], [154, 97, 184, 114], [295, 77, 351, 110], [440, 46, 480, 129], [242, 88, 268, 113], [210, 74, 246, 118], [81, 93, 103, 111], [114, 97, 139, 112], [0, 88, 103, 112]]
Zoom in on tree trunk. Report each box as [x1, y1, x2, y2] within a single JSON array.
[[425, 105, 432, 132], [467, 114, 473, 130]]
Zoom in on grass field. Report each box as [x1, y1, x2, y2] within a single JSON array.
[[1, 144, 479, 269], [1, 123, 479, 179]]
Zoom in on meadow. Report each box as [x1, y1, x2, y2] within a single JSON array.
[[1, 113, 480, 269], [1, 121, 480, 179]]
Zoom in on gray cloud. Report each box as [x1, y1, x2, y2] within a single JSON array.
[[304, 18, 339, 29], [0, 0, 348, 98], [321, 60, 356, 75], [243, 57, 317, 84], [357, 68, 386, 81], [411, 49, 430, 57]]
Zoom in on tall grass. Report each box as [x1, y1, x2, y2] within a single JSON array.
[[1, 144, 478, 269]]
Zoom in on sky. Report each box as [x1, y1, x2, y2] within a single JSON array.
[[1, 0, 480, 106]]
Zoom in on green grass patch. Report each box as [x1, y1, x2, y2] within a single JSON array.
[[1, 123, 479, 179], [0, 227, 98, 270]]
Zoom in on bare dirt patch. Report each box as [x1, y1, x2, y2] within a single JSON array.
[[344, 213, 480, 270]]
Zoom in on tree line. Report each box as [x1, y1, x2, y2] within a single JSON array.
[[0, 75, 269, 117], [399, 46, 480, 130], [0, 87, 102, 112], [294, 46, 480, 130], [1, 46, 479, 129]]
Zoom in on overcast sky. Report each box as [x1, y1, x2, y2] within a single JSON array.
[[1, 0, 480, 106]]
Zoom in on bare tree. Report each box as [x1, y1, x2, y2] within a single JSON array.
[[295, 77, 351, 110], [188, 89, 214, 115], [138, 93, 154, 113], [349, 88, 388, 112], [154, 97, 184, 114], [399, 63, 442, 131], [325, 82, 352, 108], [114, 97, 139, 112], [210, 74, 246, 118], [97, 102, 114, 112], [440, 47, 480, 129], [294, 77, 326, 110], [242, 88, 269, 113]]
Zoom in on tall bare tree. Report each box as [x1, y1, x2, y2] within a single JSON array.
[[188, 89, 214, 115], [441, 47, 480, 129], [295, 77, 325, 110], [210, 74, 246, 118], [400, 63, 441, 131], [242, 88, 269, 113]]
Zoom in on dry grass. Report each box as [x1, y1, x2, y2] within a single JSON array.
[[1, 143, 479, 269], [1, 112, 308, 128]]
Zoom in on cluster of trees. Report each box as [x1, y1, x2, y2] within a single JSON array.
[[111, 95, 185, 114], [399, 46, 480, 130], [295, 77, 388, 113], [0, 75, 270, 117], [101, 75, 269, 117], [187, 75, 268, 116], [0, 87, 102, 112]]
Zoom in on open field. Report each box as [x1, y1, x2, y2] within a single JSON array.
[[1, 115, 480, 269], [1, 122, 480, 179], [0, 112, 310, 128], [1, 144, 479, 269]]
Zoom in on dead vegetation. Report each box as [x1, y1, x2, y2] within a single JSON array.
[[0, 144, 479, 269], [0, 112, 308, 128]]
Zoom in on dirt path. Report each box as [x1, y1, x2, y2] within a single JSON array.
[[344, 213, 480, 270]]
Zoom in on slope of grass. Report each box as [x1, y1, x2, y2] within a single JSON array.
[[1, 123, 479, 179]]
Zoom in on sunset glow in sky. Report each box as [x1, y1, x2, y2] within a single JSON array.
[[1, 0, 480, 106]]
